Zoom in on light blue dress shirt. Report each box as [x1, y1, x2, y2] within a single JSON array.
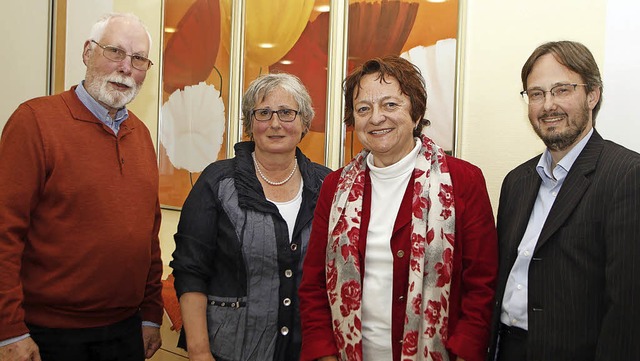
[[500, 129, 594, 330], [75, 81, 128, 134]]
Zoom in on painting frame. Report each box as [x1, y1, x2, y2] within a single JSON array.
[[157, 0, 466, 210]]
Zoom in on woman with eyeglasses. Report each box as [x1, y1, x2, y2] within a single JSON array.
[[170, 73, 331, 361]]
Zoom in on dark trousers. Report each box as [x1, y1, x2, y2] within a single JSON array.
[[496, 323, 528, 361], [28, 315, 145, 361]]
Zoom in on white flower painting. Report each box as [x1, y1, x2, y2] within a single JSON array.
[[401, 39, 456, 152], [160, 82, 226, 173]]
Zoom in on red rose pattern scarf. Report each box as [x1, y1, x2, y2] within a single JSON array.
[[326, 135, 455, 361]]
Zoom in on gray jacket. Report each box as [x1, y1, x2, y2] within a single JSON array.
[[171, 141, 330, 361]]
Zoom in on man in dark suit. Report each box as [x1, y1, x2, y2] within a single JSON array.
[[488, 40, 640, 361]]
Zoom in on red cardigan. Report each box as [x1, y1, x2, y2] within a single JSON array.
[[299, 156, 498, 361], [0, 88, 163, 340]]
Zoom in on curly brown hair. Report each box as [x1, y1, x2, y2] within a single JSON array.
[[343, 55, 429, 137]]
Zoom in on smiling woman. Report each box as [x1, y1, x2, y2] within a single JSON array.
[[299, 56, 498, 361], [170, 73, 331, 361], [352, 73, 419, 167], [343, 56, 430, 167]]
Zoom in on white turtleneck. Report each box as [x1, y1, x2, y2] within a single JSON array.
[[361, 140, 421, 360]]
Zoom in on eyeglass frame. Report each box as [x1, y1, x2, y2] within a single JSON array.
[[251, 108, 299, 122], [90, 40, 153, 71], [520, 83, 588, 104]]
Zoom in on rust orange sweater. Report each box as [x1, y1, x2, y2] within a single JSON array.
[[0, 88, 163, 340]]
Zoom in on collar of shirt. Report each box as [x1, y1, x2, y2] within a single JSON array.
[[536, 128, 594, 185], [75, 81, 129, 135]]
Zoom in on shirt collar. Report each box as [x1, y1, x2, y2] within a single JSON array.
[[75, 81, 128, 124], [536, 128, 594, 182]]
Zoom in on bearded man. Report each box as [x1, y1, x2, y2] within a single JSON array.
[[487, 40, 640, 361], [0, 12, 163, 361]]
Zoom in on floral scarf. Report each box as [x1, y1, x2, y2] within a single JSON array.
[[325, 135, 455, 361]]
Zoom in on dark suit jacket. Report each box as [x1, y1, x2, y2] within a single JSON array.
[[487, 130, 640, 361]]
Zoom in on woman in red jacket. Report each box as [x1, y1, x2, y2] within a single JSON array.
[[299, 56, 498, 361]]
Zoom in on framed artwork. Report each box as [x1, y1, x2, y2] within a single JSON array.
[[45, 0, 461, 209], [156, 0, 461, 209], [340, 0, 460, 162], [159, 0, 229, 208]]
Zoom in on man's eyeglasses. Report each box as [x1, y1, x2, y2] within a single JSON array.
[[91, 40, 153, 71], [520, 83, 588, 105], [252, 108, 299, 122]]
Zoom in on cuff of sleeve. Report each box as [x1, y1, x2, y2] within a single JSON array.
[[300, 336, 338, 361], [172, 271, 209, 298], [447, 331, 487, 361], [0, 333, 30, 347]]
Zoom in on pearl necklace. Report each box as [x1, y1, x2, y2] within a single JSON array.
[[252, 152, 298, 186]]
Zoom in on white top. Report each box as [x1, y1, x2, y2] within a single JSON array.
[[361, 141, 420, 360], [268, 179, 304, 243]]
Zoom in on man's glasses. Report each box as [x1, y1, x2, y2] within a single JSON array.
[[252, 108, 299, 122], [91, 40, 153, 71], [520, 83, 588, 105]]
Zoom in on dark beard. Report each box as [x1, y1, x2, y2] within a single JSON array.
[[534, 102, 590, 151], [539, 124, 583, 151]]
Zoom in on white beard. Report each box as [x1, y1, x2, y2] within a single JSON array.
[[85, 72, 141, 110]]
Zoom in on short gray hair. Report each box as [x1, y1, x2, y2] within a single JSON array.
[[241, 73, 314, 140], [88, 13, 152, 52]]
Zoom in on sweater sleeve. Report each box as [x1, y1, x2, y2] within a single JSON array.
[[299, 170, 340, 361], [445, 161, 498, 361], [140, 198, 164, 325], [0, 104, 46, 340]]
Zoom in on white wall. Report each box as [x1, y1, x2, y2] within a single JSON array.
[[599, 0, 640, 153]]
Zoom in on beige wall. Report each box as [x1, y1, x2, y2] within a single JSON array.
[[0, 0, 609, 264], [458, 0, 606, 210], [0, 1, 50, 130]]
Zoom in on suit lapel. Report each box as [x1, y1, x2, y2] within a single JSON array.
[[506, 164, 541, 258], [535, 131, 603, 251]]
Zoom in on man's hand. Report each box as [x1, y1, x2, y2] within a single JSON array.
[[0, 337, 41, 361], [141, 326, 162, 359]]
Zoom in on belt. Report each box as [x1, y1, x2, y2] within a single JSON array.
[[499, 323, 528, 339], [209, 299, 246, 308]]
